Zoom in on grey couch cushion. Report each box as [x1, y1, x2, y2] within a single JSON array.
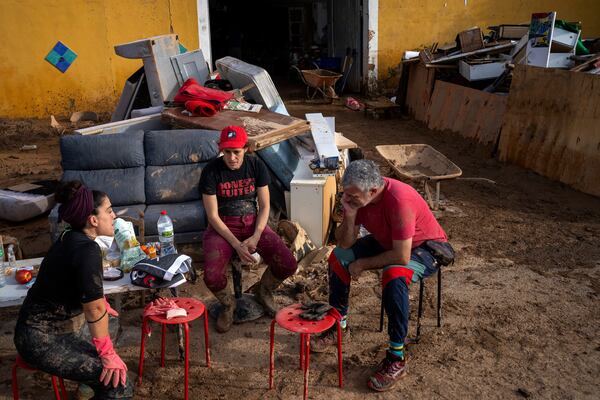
[[145, 163, 207, 204], [144, 201, 207, 235], [144, 129, 220, 166], [114, 204, 146, 220], [61, 130, 145, 170], [62, 167, 145, 206]]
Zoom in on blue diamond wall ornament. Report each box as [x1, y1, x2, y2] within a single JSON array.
[[45, 41, 77, 73]]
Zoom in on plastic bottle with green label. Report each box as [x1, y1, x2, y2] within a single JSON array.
[[157, 210, 177, 256]]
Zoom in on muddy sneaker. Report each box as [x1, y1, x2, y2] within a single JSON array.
[[367, 351, 408, 392], [311, 325, 349, 353]]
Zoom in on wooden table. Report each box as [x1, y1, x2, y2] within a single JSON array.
[[161, 107, 310, 150], [0, 258, 150, 308]]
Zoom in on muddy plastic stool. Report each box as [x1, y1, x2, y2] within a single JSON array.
[[138, 297, 210, 400], [269, 303, 343, 400], [12, 354, 67, 400]]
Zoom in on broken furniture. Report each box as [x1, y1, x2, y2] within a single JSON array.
[[269, 303, 343, 400], [216, 56, 287, 114], [363, 97, 402, 119], [161, 107, 310, 151], [526, 12, 580, 69], [375, 144, 462, 210], [292, 66, 343, 100], [112, 34, 210, 121], [12, 354, 67, 400], [49, 126, 220, 244], [138, 297, 210, 400], [0, 181, 57, 222]]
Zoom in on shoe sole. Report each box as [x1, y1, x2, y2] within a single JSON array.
[[367, 367, 408, 392]]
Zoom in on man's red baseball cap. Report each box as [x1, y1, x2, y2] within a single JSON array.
[[219, 125, 248, 150]]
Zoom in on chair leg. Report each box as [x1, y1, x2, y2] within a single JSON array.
[[183, 322, 190, 400], [336, 321, 343, 388], [269, 320, 276, 390], [138, 318, 149, 385], [437, 267, 442, 328], [203, 311, 211, 367], [303, 334, 311, 400], [59, 378, 67, 400], [12, 364, 19, 400], [50, 376, 60, 400], [379, 297, 385, 332], [416, 279, 424, 343], [299, 333, 305, 370]]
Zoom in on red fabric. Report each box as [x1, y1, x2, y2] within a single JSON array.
[[328, 251, 351, 285], [185, 100, 218, 117], [355, 178, 447, 250], [174, 78, 233, 104], [219, 125, 248, 150], [381, 267, 414, 289]]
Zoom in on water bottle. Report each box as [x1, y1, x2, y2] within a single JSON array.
[[7, 245, 16, 269], [157, 210, 177, 256], [0, 239, 6, 288]]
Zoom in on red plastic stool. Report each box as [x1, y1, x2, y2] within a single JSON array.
[[12, 354, 67, 400], [138, 297, 210, 400], [269, 304, 343, 400]]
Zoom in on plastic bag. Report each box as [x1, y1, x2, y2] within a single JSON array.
[[113, 218, 146, 272]]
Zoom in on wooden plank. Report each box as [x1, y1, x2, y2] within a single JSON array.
[[161, 107, 310, 150], [498, 65, 600, 197], [405, 63, 436, 122], [426, 80, 507, 146]]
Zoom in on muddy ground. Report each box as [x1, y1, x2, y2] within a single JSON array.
[[0, 89, 599, 400]]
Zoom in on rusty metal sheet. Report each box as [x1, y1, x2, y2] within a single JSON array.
[[499, 65, 600, 197], [405, 63, 436, 122], [426, 80, 507, 146]]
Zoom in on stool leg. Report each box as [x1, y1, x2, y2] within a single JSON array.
[[12, 363, 19, 400], [437, 267, 442, 328], [336, 321, 343, 388], [184, 322, 190, 400], [138, 318, 149, 385], [59, 378, 67, 400], [303, 334, 311, 400], [269, 319, 276, 390], [416, 278, 424, 343], [160, 323, 166, 367], [299, 334, 304, 370], [50, 376, 60, 400], [203, 310, 211, 367]]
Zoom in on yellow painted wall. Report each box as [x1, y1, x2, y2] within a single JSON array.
[[378, 0, 600, 81], [0, 0, 198, 118]]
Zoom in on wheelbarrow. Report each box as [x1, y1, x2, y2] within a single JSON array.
[[292, 66, 343, 101], [375, 144, 462, 210]]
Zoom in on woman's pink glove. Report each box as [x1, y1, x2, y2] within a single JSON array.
[[92, 335, 128, 388], [104, 297, 119, 317]]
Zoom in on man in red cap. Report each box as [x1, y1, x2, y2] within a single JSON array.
[[199, 126, 298, 332]]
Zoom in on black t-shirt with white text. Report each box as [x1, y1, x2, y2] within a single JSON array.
[[199, 154, 271, 216]]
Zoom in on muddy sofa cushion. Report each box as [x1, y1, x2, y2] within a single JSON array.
[[145, 163, 208, 204], [62, 167, 145, 206], [61, 130, 145, 170], [144, 201, 207, 235], [144, 129, 220, 166]]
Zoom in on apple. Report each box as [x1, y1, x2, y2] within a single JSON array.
[[15, 269, 33, 284]]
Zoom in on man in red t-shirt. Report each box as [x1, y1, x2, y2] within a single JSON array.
[[312, 159, 453, 392]]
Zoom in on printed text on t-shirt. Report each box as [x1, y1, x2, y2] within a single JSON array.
[[218, 178, 256, 197]]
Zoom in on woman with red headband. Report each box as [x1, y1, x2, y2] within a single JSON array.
[[14, 181, 132, 399], [200, 125, 298, 332]]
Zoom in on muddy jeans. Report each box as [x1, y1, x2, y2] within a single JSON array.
[[14, 308, 133, 399], [328, 235, 439, 344], [202, 214, 298, 292]]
